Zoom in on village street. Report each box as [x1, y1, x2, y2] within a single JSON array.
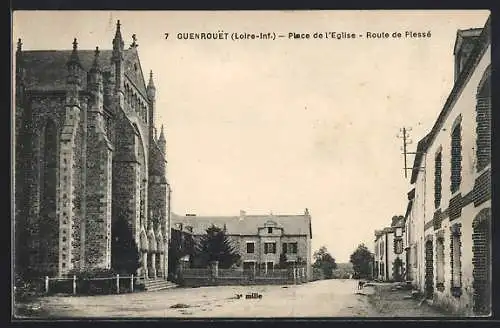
[[16, 279, 447, 318]]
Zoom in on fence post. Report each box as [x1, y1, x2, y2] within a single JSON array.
[[73, 275, 77, 295], [116, 274, 120, 294], [45, 276, 49, 294], [130, 274, 134, 292]]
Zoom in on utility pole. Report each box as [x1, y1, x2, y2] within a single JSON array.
[[397, 127, 416, 179]]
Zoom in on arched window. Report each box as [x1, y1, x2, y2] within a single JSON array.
[[476, 68, 491, 172]]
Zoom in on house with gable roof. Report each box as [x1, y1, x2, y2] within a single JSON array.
[[171, 209, 313, 281]]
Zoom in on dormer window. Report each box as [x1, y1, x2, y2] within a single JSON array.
[[268, 227, 273, 234]]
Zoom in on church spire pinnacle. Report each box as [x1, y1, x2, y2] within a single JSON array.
[[130, 33, 139, 48], [148, 70, 155, 88], [112, 20, 125, 60], [90, 46, 101, 72], [67, 38, 82, 69], [159, 124, 165, 141], [158, 124, 166, 154], [115, 20, 122, 39]]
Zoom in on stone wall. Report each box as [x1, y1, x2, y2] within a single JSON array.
[[85, 109, 113, 269]]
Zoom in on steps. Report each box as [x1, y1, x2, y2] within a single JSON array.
[[140, 279, 178, 292]]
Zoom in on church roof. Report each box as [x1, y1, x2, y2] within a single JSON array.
[[171, 212, 312, 237], [20, 48, 148, 99]]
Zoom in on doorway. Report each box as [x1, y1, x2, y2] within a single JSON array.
[[424, 239, 434, 299], [472, 209, 491, 315]]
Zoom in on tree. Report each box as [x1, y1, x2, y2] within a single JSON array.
[[111, 215, 141, 275], [350, 244, 374, 280], [168, 227, 196, 279], [278, 252, 288, 269], [194, 225, 240, 269], [312, 246, 337, 279]]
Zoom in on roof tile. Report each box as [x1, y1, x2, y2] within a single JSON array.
[[172, 212, 311, 237]]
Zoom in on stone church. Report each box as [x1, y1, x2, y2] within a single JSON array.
[[14, 21, 171, 279]]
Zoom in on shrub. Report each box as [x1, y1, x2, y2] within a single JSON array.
[[64, 268, 141, 295]]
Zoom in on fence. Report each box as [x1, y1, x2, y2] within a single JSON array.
[[179, 268, 212, 278], [178, 265, 307, 287], [42, 274, 138, 295]]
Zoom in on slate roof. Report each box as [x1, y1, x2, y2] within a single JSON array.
[[410, 133, 431, 184], [410, 16, 490, 185], [20, 48, 148, 99], [171, 212, 312, 237]]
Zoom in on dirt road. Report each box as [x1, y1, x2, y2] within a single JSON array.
[[14, 279, 446, 318]]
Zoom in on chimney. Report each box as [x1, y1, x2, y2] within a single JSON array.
[[453, 28, 482, 82], [239, 210, 246, 221]]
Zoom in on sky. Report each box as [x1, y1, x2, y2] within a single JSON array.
[[13, 10, 490, 262]]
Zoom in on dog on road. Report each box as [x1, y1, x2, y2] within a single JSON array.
[[357, 280, 366, 290]]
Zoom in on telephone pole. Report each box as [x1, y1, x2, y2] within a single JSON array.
[[397, 127, 416, 179]]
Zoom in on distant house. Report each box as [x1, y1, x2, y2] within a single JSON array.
[[171, 209, 313, 281], [332, 262, 354, 279], [374, 216, 406, 282]]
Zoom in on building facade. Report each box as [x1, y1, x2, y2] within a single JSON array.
[[404, 17, 491, 315], [14, 21, 171, 279], [374, 216, 406, 282], [171, 209, 313, 280]]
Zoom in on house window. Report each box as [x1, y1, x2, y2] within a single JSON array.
[[394, 239, 403, 255], [434, 150, 442, 208], [266, 262, 274, 272], [450, 225, 462, 297], [243, 261, 255, 271], [436, 236, 445, 291], [476, 71, 491, 172], [412, 245, 418, 268], [264, 242, 276, 254], [451, 122, 462, 193], [282, 242, 297, 254], [246, 242, 255, 254], [268, 227, 273, 234]]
